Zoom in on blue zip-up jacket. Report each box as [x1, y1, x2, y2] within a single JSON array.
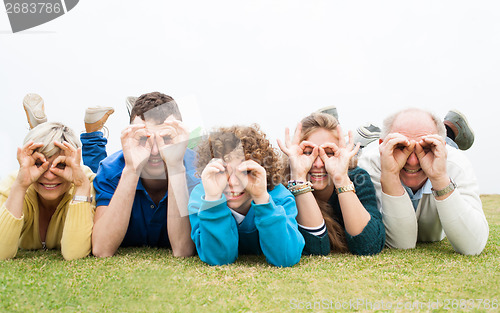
[[188, 183, 305, 267]]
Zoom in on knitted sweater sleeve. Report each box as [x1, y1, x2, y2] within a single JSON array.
[[299, 227, 330, 256], [0, 173, 24, 260], [60, 168, 96, 260], [60, 201, 94, 260], [0, 206, 23, 260], [345, 167, 386, 255]]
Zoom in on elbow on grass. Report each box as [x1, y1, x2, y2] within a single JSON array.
[[92, 244, 116, 258], [62, 249, 90, 261], [171, 245, 195, 258]]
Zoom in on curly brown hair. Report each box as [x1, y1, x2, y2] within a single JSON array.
[[130, 91, 182, 124], [195, 124, 285, 190]]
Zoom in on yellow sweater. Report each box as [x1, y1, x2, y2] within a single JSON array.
[[0, 166, 96, 260]]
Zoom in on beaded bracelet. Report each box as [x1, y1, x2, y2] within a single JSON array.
[[290, 185, 313, 196], [287, 180, 313, 189], [287, 180, 314, 196]]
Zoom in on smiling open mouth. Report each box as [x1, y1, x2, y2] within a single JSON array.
[[403, 168, 421, 174], [40, 183, 62, 189], [309, 173, 327, 180], [225, 191, 245, 199], [148, 158, 164, 166]]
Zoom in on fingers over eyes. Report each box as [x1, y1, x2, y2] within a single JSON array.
[[299, 141, 317, 152], [207, 159, 226, 173], [32, 152, 48, 166]]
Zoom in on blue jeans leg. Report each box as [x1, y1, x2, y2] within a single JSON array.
[[81, 132, 108, 173]]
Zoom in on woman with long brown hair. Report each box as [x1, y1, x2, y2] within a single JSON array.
[[278, 113, 385, 255]]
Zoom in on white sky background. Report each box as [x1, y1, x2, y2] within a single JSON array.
[[0, 1, 499, 194]]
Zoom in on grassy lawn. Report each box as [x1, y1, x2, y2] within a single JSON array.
[[1, 195, 499, 312]]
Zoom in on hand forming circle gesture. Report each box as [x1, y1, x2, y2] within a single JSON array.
[[234, 160, 268, 204], [16, 141, 49, 189], [201, 159, 229, 201], [121, 124, 154, 174], [318, 126, 360, 187], [277, 123, 319, 181], [414, 135, 448, 183], [48, 141, 88, 187], [379, 133, 416, 177], [155, 118, 189, 167]]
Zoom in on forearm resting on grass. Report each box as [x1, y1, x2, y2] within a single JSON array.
[[0, 203, 24, 260], [61, 201, 94, 260], [92, 166, 139, 257], [167, 164, 195, 257], [434, 189, 488, 255], [335, 175, 371, 236], [295, 192, 325, 228], [0, 179, 30, 259], [381, 191, 418, 249]]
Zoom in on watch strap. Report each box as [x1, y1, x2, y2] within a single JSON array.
[[336, 183, 356, 194], [72, 195, 93, 203], [432, 179, 456, 197]]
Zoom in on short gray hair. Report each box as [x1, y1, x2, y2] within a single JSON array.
[[23, 122, 81, 158], [380, 108, 446, 139]]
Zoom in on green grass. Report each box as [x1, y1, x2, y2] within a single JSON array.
[[1, 195, 499, 312]]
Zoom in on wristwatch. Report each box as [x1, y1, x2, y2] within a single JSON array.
[[336, 183, 356, 194], [432, 179, 456, 197], [72, 195, 93, 203]]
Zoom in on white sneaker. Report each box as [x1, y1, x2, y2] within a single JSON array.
[[126, 96, 138, 117], [23, 93, 47, 129], [84, 106, 114, 133], [353, 123, 381, 147], [315, 105, 338, 121]]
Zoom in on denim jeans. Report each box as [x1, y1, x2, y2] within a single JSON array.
[[80, 132, 107, 173]]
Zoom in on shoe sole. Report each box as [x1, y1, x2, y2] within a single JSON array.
[[84, 107, 115, 123], [23, 94, 47, 128], [445, 109, 474, 150], [85, 108, 114, 133]]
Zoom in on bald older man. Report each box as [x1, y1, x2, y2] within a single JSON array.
[[358, 108, 488, 255]]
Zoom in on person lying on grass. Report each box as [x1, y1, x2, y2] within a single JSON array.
[[358, 108, 489, 255], [188, 125, 305, 267], [0, 122, 95, 260], [92, 92, 199, 257], [278, 113, 385, 256]]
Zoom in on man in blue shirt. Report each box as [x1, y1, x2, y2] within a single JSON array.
[[92, 92, 199, 257]]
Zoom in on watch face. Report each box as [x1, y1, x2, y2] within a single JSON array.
[[337, 184, 355, 194]]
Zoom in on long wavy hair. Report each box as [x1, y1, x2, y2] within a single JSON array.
[[195, 124, 285, 190], [299, 113, 349, 253]]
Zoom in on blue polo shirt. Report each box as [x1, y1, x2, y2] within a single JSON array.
[[93, 149, 200, 248]]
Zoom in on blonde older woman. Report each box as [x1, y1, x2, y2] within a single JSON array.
[[0, 122, 95, 260]]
